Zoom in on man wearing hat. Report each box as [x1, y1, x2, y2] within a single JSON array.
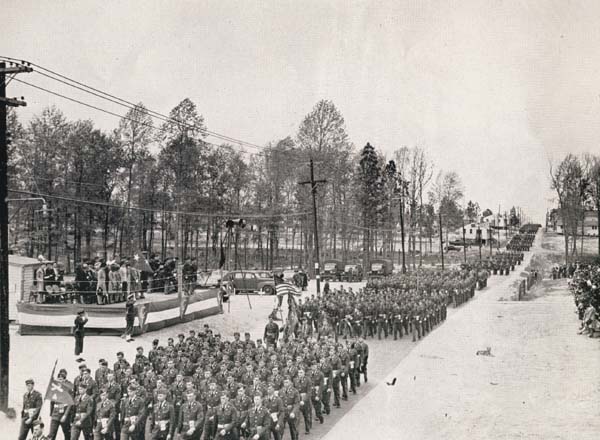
[[74, 309, 88, 362], [71, 383, 94, 440], [93, 389, 116, 440], [119, 385, 144, 440], [48, 372, 73, 440], [176, 389, 203, 440], [151, 388, 175, 440], [245, 392, 272, 440], [18, 378, 43, 440]]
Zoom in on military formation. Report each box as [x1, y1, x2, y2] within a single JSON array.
[[19, 319, 370, 440]]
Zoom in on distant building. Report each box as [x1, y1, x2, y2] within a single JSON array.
[[548, 209, 599, 236]]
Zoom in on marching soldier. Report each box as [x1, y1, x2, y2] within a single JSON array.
[[119, 385, 145, 440], [151, 389, 175, 440], [309, 363, 324, 424], [234, 385, 252, 439], [280, 378, 300, 440], [71, 384, 94, 440], [215, 393, 238, 440], [30, 421, 49, 440], [177, 390, 203, 440], [246, 392, 272, 440], [93, 390, 116, 440], [263, 316, 280, 348], [19, 379, 43, 440], [293, 368, 313, 435], [263, 384, 284, 440], [48, 373, 73, 440]]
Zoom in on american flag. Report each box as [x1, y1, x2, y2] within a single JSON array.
[[275, 283, 301, 297]]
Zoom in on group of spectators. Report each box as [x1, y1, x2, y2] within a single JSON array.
[[32, 255, 204, 305], [571, 261, 600, 337]]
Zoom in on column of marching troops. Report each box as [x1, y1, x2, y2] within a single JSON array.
[[19, 323, 373, 440], [18, 228, 543, 440]]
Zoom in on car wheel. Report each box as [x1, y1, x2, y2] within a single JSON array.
[[262, 285, 275, 296]]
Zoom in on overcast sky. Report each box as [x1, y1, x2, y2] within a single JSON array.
[[4, 0, 600, 222]]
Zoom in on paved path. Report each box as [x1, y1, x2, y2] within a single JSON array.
[[323, 235, 600, 440]]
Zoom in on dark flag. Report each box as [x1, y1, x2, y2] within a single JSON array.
[[132, 252, 153, 273], [44, 360, 74, 405]]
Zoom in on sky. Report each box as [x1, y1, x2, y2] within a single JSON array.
[[4, 0, 600, 223]]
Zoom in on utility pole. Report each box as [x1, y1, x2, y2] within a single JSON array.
[[462, 221, 467, 263], [1, 60, 32, 412], [298, 158, 326, 295]]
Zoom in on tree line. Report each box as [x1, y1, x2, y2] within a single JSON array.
[[8, 98, 474, 272], [550, 153, 600, 263]]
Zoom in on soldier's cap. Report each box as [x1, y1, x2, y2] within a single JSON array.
[[153, 339, 159, 345], [25, 378, 34, 385], [136, 346, 143, 351], [77, 309, 85, 315], [254, 391, 263, 398], [233, 331, 240, 336], [117, 351, 124, 356], [244, 332, 250, 337], [127, 384, 137, 391], [32, 420, 44, 428], [178, 333, 184, 338], [78, 364, 87, 370], [58, 371, 67, 379], [98, 358, 106, 363], [59, 368, 68, 375], [84, 368, 91, 373]]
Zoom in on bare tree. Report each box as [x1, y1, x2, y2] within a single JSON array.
[[550, 154, 584, 264]]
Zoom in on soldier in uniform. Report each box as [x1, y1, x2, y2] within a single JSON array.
[[119, 385, 145, 440], [280, 377, 300, 440], [93, 389, 116, 440], [215, 393, 238, 440], [48, 373, 73, 440], [177, 390, 203, 440], [245, 392, 272, 440], [309, 363, 324, 424], [263, 384, 284, 440], [151, 389, 175, 440], [18, 378, 43, 440], [30, 421, 49, 440], [263, 316, 280, 348], [74, 310, 89, 362], [293, 368, 313, 435], [71, 384, 94, 440], [234, 385, 252, 439]]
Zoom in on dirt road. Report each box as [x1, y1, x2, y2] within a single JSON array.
[[323, 232, 600, 440]]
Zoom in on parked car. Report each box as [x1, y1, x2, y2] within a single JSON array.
[[222, 270, 276, 295], [341, 263, 363, 282], [368, 259, 394, 278], [321, 259, 344, 281]]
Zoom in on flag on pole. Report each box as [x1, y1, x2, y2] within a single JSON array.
[[44, 360, 74, 405], [275, 283, 301, 297]]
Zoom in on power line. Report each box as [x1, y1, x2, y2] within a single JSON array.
[[8, 189, 312, 219], [0, 56, 266, 151]]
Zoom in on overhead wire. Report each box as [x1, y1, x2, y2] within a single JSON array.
[[8, 189, 312, 219]]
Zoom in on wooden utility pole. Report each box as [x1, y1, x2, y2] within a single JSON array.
[[298, 158, 326, 294], [0, 61, 32, 411]]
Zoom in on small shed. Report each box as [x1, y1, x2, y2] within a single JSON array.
[[8, 255, 40, 321]]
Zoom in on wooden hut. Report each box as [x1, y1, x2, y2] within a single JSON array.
[[8, 255, 41, 321]]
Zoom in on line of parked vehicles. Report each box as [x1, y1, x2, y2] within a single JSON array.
[[193, 258, 395, 296]]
